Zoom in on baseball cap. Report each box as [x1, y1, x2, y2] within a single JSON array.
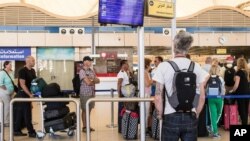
[[226, 56, 234, 63], [83, 56, 93, 62]]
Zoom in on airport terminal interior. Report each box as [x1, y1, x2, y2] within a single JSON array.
[[0, 0, 250, 141]]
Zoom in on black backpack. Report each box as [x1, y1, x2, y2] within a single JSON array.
[[224, 67, 235, 87], [72, 74, 81, 95], [206, 76, 221, 96], [167, 61, 197, 112]]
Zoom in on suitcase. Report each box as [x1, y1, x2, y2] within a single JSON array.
[[198, 104, 209, 137], [224, 104, 238, 130], [121, 110, 139, 140], [44, 112, 76, 133], [42, 83, 61, 97], [44, 106, 70, 120], [45, 102, 69, 109], [151, 110, 160, 140]]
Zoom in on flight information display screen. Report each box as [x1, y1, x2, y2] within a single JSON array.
[[98, 0, 145, 27]]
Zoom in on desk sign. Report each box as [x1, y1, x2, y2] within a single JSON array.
[[230, 125, 250, 141]]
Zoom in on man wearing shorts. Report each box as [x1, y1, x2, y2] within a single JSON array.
[[79, 56, 100, 132]]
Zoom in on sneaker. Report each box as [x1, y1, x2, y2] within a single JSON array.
[[206, 126, 212, 135], [212, 133, 221, 138]]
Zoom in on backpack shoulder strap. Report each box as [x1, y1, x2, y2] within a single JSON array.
[[168, 61, 180, 72], [187, 61, 195, 72]]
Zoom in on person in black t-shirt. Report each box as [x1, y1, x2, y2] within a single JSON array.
[[230, 57, 249, 125], [14, 56, 37, 138]]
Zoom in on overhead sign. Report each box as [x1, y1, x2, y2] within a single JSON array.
[[0, 47, 31, 60], [146, 0, 174, 18], [216, 48, 227, 54]]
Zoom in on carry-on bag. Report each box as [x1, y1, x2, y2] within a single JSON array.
[[121, 110, 139, 140], [42, 83, 61, 97], [44, 106, 70, 120], [44, 112, 76, 133], [224, 104, 238, 130], [198, 104, 209, 137]]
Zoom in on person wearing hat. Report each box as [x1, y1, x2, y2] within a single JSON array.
[[224, 56, 235, 93], [79, 56, 100, 132]]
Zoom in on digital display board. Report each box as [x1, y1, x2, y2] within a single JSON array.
[[98, 0, 145, 27]]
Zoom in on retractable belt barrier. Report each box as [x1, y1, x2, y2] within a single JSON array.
[[9, 98, 81, 141], [0, 100, 4, 141], [85, 97, 154, 141], [206, 95, 250, 99]]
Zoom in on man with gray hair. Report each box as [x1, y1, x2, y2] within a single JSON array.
[[153, 31, 209, 141]]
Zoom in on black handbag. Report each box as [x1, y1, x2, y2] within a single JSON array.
[[3, 70, 18, 93]]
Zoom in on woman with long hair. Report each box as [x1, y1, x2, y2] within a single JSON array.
[[206, 59, 225, 138], [230, 57, 249, 125], [0, 61, 15, 126]]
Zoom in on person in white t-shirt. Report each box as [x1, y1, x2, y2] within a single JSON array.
[[117, 60, 130, 133], [153, 31, 209, 141]]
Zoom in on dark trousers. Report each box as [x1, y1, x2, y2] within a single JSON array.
[[14, 102, 35, 134], [237, 99, 249, 125], [161, 112, 198, 141]]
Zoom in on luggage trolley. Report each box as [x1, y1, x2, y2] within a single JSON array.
[[31, 80, 76, 139]]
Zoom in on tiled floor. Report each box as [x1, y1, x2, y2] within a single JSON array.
[[1, 95, 230, 141]]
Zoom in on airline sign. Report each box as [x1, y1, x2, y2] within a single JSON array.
[[147, 0, 174, 18]]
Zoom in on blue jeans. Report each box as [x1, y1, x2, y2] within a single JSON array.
[[161, 112, 198, 141]]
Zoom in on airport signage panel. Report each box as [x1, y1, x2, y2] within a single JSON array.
[[216, 48, 227, 54], [146, 0, 174, 18], [0, 47, 31, 60]]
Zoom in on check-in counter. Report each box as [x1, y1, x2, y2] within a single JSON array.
[[95, 77, 118, 95]]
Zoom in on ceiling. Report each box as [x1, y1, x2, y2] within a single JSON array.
[[0, 0, 249, 19]]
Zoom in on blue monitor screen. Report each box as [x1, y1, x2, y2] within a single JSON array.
[[98, 0, 145, 27]]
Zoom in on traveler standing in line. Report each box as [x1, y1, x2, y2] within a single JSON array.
[[205, 59, 225, 138], [153, 31, 209, 141], [229, 57, 249, 125], [202, 57, 212, 73], [144, 58, 153, 134], [14, 56, 37, 137], [117, 60, 130, 133], [80, 56, 100, 132], [0, 61, 14, 126], [151, 56, 163, 96]]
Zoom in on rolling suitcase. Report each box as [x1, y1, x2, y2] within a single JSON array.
[[44, 112, 76, 133], [224, 104, 238, 130], [197, 104, 209, 137], [121, 110, 139, 140], [151, 110, 160, 140], [44, 106, 70, 120]]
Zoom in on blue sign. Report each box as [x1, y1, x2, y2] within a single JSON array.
[[0, 47, 31, 61], [98, 0, 145, 27]]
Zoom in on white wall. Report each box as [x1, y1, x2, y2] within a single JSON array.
[[0, 32, 250, 47]]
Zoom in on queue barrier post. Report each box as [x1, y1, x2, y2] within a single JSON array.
[[10, 98, 81, 141], [0, 100, 4, 141], [106, 88, 117, 128]]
